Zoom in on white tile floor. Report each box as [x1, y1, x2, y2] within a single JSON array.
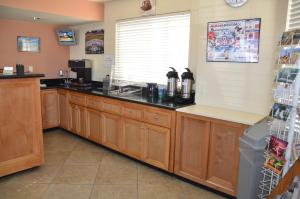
[[0, 129, 229, 199]]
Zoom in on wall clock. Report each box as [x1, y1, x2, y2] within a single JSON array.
[[225, 0, 248, 7]]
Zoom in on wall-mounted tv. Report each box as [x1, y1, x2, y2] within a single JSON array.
[[56, 29, 76, 45]]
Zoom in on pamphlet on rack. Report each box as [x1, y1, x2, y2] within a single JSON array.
[[276, 68, 299, 84], [278, 48, 300, 65], [269, 103, 293, 121], [273, 83, 292, 103]]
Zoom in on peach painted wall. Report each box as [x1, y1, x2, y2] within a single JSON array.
[[0, 0, 104, 21], [0, 19, 69, 78]]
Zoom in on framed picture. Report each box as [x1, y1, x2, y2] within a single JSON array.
[[85, 29, 104, 54], [17, 36, 40, 52], [140, 0, 155, 16], [207, 18, 261, 63]]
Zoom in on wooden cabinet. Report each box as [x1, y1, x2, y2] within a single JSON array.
[[43, 89, 176, 172], [0, 78, 44, 177], [70, 103, 86, 137], [174, 112, 247, 196], [102, 112, 122, 151], [143, 124, 171, 171], [58, 89, 69, 130], [41, 89, 59, 129], [86, 108, 102, 144], [121, 118, 144, 159], [174, 113, 210, 182], [206, 121, 246, 195]]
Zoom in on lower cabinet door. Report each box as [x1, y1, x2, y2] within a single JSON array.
[[206, 121, 246, 195], [77, 105, 86, 137], [58, 91, 69, 130], [70, 104, 86, 137], [41, 89, 59, 129], [86, 108, 102, 144], [121, 118, 144, 159], [101, 112, 122, 151], [143, 123, 170, 171], [174, 113, 210, 183], [70, 103, 78, 134]]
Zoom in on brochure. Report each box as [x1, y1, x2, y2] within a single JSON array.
[[290, 48, 300, 64], [269, 103, 293, 121], [279, 48, 293, 64], [267, 135, 288, 159], [280, 31, 294, 46], [293, 30, 300, 45], [264, 153, 286, 174], [276, 68, 300, 84]]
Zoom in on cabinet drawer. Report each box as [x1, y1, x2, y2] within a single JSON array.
[[143, 108, 172, 128], [69, 92, 86, 106], [101, 99, 122, 115], [86, 96, 102, 110], [122, 105, 143, 120]]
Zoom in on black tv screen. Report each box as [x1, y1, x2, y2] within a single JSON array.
[[56, 29, 76, 45]]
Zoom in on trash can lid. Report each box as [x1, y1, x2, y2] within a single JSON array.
[[240, 117, 269, 150]]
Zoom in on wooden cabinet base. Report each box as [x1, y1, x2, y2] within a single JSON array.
[[174, 112, 247, 196], [0, 78, 44, 177]]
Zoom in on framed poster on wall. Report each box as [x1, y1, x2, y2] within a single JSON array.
[[17, 36, 40, 52], [85, 29, 104, 54], [207, 18, 261, 63]]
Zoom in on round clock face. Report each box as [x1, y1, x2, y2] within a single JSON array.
[[225, 0, 248, 7]]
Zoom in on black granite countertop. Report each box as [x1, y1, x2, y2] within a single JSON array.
[[0, 73, 45, 79], [41, 85, 194, 110]]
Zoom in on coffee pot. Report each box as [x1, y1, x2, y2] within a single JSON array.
[[181, 68, 194, 99], [166, 67, 179, 98]]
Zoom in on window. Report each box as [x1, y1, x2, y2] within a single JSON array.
[[286, 0, 300, 30], [114, 13, 191, 85]]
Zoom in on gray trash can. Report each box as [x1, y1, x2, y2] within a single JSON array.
[[237, 117, 269, 199]]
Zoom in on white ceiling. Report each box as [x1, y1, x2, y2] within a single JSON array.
[[0, 6, 99, 26]]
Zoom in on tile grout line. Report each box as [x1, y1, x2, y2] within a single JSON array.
[[40, 134, 79, 199], [88, 152, 104, 199]]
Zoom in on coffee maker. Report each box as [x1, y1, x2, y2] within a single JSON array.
[[68, 59, 92, 88]]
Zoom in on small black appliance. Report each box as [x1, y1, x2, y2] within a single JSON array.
[[16, 64, 24, 75], [68, 59, 92, 88]]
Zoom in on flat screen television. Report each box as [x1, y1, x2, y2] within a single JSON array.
[[56, 29, 76, 45]]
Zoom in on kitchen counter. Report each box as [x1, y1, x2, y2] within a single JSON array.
[[177, 104, 266, 125], [0, 73, 44, 79], [42, 85, 194, 110]]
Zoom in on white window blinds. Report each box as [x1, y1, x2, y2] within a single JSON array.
[[114, 13, 191, 85], [287, 0, 300, 30]]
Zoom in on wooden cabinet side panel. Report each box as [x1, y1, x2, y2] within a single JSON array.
[[206, 120, 247, 195], [174, 113, 210, 182], [41, 89, 60, 129], [0, 78, 44, 177]]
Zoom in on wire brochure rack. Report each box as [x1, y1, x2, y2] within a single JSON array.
[[258, 29, 300, 199]]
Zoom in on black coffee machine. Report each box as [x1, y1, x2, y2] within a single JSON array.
[[68, 59, 92, 88]]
